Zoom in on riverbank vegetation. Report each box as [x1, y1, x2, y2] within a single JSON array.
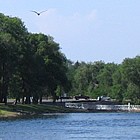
[[0, 103, 84, 117], [0, 13, 140, 106], [67, 58, 140, 104]]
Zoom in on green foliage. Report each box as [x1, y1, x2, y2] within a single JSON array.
[[121, 56, 140, 87], [0, 13, 28, 104], [111, 84, 123, 102], [123, 83, 140, 101], [90, 88, 103, 99], [0, 13, 69, 104], [96, 63, 118, 97], [68, 61, 105, 95], [67, 57, 140, 103]]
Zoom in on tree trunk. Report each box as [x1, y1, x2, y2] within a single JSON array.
[[4, 96, 7, 105], [25, 96, 31, 104], [22, 96, 25, 104], [33, 97, 38, 104], [53, 94, 56, 103], [39, 96, 42, 104]]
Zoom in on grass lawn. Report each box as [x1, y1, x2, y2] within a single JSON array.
[[0, 103, 84, 117]]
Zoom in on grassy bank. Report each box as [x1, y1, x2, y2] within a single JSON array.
[[0, 103, 85, 117]]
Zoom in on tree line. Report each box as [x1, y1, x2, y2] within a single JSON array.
[[0, 13, 140, 105], [67, 57, 140, 104]]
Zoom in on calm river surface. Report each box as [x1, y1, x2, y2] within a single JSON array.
[[0, 113, 140, 140]]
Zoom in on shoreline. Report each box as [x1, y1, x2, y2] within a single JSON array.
[[1, 109, 140, 119], [1, 103, 140, 119]]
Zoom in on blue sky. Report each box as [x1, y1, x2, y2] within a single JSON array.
[[0, 0, 140, 64]]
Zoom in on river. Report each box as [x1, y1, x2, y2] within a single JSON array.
[[0, 113, 140, 140]]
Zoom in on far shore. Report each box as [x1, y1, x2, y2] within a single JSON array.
[[1, 100, 140, 119]]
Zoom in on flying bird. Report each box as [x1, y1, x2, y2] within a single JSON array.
[[31, 10, 47, 16]]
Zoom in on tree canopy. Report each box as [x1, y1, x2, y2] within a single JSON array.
[[0, 13, 69, 104], [67, 57, 140, 104]]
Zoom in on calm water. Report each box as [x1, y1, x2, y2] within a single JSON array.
[[0, 113, 140, 140]]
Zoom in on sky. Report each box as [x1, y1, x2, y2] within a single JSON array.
[[0, 0, 140, 64]]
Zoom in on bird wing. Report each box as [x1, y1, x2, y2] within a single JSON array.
[[31, 11, 39, 14], [39, 10, 47, 14]]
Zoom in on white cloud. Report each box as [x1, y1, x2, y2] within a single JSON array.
[[87, 10, 97, 21], [36, 9, 98, 35], [34, 9, 99, 60]]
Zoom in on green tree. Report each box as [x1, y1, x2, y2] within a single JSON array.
[[0, 33, 16, 103], [112, 68, 124, 102], [0, 13, 28, 104], [97, 63, 118, 97], [27, 33, 69, 103], [71, 61, 105, 97], [121, 56, 140, 101]]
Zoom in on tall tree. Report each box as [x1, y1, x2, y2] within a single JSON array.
[[27, 33, 69, 103], [121, 56, 140, 101], [0, 13, 27, 104]]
